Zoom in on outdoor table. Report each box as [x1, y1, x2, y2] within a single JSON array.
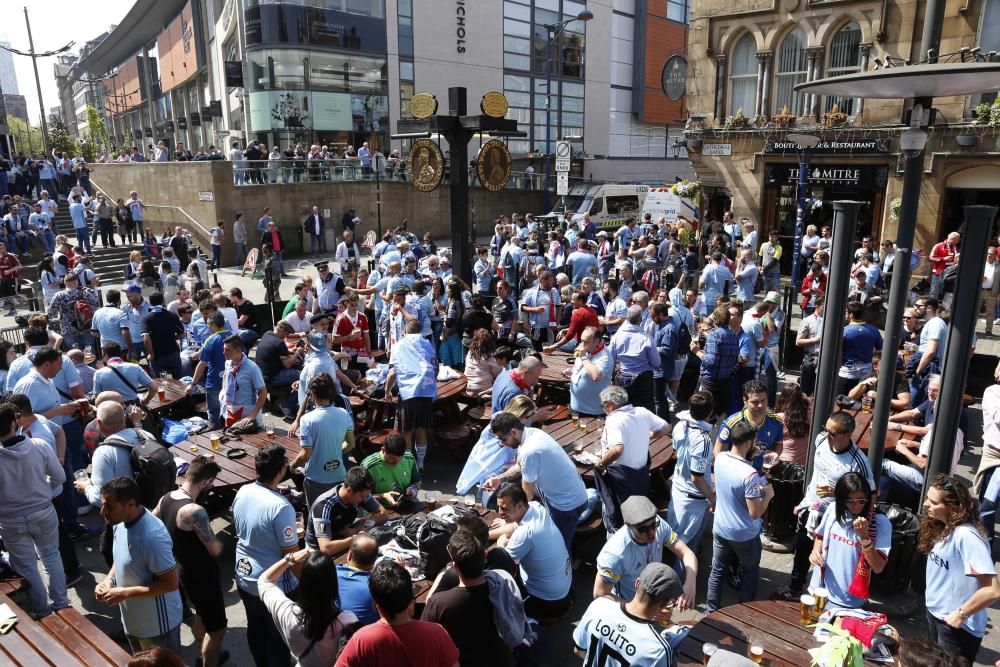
[[676, 600, 885, 666], [0, 592, 131, 666], [145, 378, 190, 413], [538, 354, 575, 385], [361, 376, 469, 428], [171, 426, 302, 490], [542, 417, 674, 475], [845, 409, 902, 452]]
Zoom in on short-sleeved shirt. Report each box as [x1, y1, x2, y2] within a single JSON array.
[[601, 405, 667, 470], [93, 359, 152, 400], [717, 409, 784, 470], [672, 413, 714, 496], [796, 436, 875, 515], [91, 305, 128, 348], [123, 300, 152, 344], [112, 510, 184, 638], [299, 404, 354, 485], [812, 508, 892, 608], [919, 316, 948, 359], [335, 618, 460, 667], [570, 346, 614, 416], [236, 300, 260, 333], [504, 502, 572, 600], [841, 322, 882, 367], [573, 597, 674, 667], [566, 251, 599, 285], [336, 564, 377, 625], [491, 370, 529, 414], [143, 307, 184, 358], [220, 356, 265, 410], [713, 451, 767, 542], [306, 484, 381, 550], [233, 482, 299, 597], [925, 524, 996, 637], [14, 369, 64, 425], [254, 332, 291, 382], [199, 331, 227, 389], [596, 517, 678, 600], [334, 310, 370, 355], [299, 352, 339, 407], [604, 297, 628, 334], [518, 427, 589, 512], [361, 451, 421, 495]]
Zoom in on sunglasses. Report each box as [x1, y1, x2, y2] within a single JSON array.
[[632, 520, 658, 534]]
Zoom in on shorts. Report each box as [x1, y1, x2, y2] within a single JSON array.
[[181, 571, 228, 633], [400, 396, 433, 432], [670, 355, 688, 381]]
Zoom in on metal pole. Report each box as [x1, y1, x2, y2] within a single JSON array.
[[23, 8, 49, 156], [376, 158, 382, 240], [867, 147, 923, 480], [806, 201, 861, 481], [447, 87, 472, 286], [921, 205, 996, 496], [791, 150, 810, 289], [543, 27, 554, 214]]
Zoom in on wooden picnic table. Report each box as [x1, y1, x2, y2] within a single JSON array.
[[846, 409, 902, 452], [0, 591, 131, 666], [676, 600, 885, 666], [172, 426, 302, 489], [145, 378, 190, 413], [361, 376, 469, 428], [537, 354, 575, 385], [542, 417, 675, 475]]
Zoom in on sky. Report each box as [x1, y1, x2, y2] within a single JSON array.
[[0, 0, 135, 124]]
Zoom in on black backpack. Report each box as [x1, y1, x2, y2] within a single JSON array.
[[105, 431, 177, 508], [417, 517, 458, 579], [676, 319, 693, 357]]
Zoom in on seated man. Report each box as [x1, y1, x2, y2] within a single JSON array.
[[92, 342, 157, 407], [879, 425, 963, 500], [305, 466, 389, 556], [336, 534, 379, 625], [361, 432, 422, 509], [847, 350, 910, 411]]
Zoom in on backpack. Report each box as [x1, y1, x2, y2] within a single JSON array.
[[74, 296, 94, 330], [105, 432, 177, 508], [417, 517, 457, 579], [676, 319, 693, 357], [638, 265, 659, 293]]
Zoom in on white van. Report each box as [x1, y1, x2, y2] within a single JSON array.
[[565, 184, 650, 230]]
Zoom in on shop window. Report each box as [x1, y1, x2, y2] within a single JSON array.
[[728, 33, 756, 116], [971, 0, 1000, 109], [774, 28, 808, 117], [824, 23, 861, 114], [668, 0, 689, 24]]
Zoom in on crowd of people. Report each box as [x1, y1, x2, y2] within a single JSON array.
[[1, 192, 999, 667]]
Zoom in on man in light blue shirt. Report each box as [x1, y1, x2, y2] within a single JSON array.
[[520, 271, 561, 347], [566, 241, 599, 286], [386, 321, 438, 469], [68, 193, 91, 252], [600, 278, 628, 335], [93, 343, 156, 405], [484, 412, 589, 553], [219, 334, 266, 429], [473, 246, 493, 294], [667, 391, 717, 551], [608, 306, 660, 412], [569, 327, 613, 416], [495, 485, 572, 617], [291, 373, 354, 508], [122, 286, 151, 359], [699, 251, 733, 310], [91, 289, 130, 350], [232, 444, 299, 665]]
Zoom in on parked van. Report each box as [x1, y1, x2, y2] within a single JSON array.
[[642, 187, 699, 226]]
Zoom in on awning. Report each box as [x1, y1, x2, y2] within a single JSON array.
[[77, 0, 189, 75]]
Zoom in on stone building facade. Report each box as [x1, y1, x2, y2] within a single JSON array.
[[684, 0, 1000, 265]]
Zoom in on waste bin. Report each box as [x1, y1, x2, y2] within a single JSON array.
[[764, 461, 805, 541], [871, 502, 922, 593]]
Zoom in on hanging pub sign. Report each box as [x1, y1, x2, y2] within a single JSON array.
[[476, 139, 512, 192], [661, 55, 687, 101], [764, 139, 888, 155], [407, 138, 445, 192]]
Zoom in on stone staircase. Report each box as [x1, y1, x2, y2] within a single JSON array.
[[49, 208, 138, 284]]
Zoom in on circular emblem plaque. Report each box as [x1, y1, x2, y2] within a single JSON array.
[[407, 139, 445, 192], [476, 139, 512, 192], [480, 91, 509, 118], [661, 55, 688, 101], [409, 92, 438, 119]]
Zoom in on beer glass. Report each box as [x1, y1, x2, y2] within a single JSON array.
[[813, 587, 829, 617], [800, 594, 816, 624]]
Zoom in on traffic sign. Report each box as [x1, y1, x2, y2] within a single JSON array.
[[556, 172, 569, 195], [555, 140, 571, 172]]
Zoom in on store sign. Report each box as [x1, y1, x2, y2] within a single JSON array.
[[177, 117, 188, 130], [224, 61, 244, 88], [767, 164, 889, 187], [249, 90, 386, 132], [190, 112, 201, 126], [661, 55, 687, 101], [209, 101, 223, 117], [764, 139, 888, 155], [702, 143, 732, 156], [244, 5, 387, 53], [314, 92, 353, 129], [456, 0, 467, 53]]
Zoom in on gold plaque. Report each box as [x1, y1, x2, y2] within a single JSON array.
[[476, 139, 512, 192], [407, 139, 445, 192], [409, 93, 438, 119], [480, 91, 509, 118]]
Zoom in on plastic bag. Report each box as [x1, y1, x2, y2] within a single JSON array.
[[162, 418, 190, 445]]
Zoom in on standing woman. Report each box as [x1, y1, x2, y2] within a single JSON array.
[[775, 384, 811, 466], [38, 255, 60, 307], [920, 474, 1000, 664], [114, 197, 133, 246], [124, 249, 143, 287], [261, 243, 281, 304], [808, 472, 891, 609], [439, 279, 466, 368], [429, 276, 447, 353]]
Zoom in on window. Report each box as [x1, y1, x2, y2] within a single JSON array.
[[824, 23, 861, 114], [972, 0, 1000, 107], [728, 33, 756, 116], [668, 0, 689, 24], [607, 196, 640, 216], [589, 197, 604, 215], [774, 28, 808, 117]]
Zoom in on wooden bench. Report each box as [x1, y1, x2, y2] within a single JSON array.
[[465, 404, 493, 423], [436, 422, 471, 460]]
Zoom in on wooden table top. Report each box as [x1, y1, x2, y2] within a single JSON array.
[[361, 376, 468, 405], [172, 426, 301, 489], [845, 409, 902, 452], [676, 600, 885, 666], [542, 417, 675, 474], [0, 592, 131, 666], [538, 354, 575, 385], [145, 378, 190, 412]]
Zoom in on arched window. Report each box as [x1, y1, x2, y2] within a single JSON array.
[[825, 22, 862, 113], [774, 28, 808, 116], [973, 0, 1000, 107], [728, 33, 757, 116]]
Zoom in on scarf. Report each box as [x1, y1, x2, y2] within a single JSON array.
[[510, 370, 531, 392], [224, 354, 245, 408], [846, 501, 878, 600]]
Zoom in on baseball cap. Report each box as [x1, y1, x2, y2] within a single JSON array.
[[124, 284, 142, 293], [620, 496, 658, 525], [597, 231, 609, 237], [763, 291, 780, 304], [636, 563, 683, 601], [308, 332, 328, 351]]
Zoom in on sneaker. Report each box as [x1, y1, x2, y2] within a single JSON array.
[[770, 586, 802, 602], [68, 524, 102, 541]]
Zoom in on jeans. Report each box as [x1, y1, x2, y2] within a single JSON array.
[[126, 625, 182, 658], [238, 329, 259, 349], [74, 227, 91, 253], [762, 266, 781, 293], [624, 370, 655, 413], [0, 505, 68, 615], [206, 384, 222, 428], [653, 376, 671, 422], [547, 501, 587, 555], [275, 250, 286, 274], [926, 610, 982, 665], [706, 533, 762, 612], [788, 511, 814, 592], [238, 586, 292, 667], [699, 375, 735, 418], [930, 273, 944, 300], [879, 460, 924, 497], [98, 218, 115, 247], [150, 352, 184, 380], [800, 353, 818, 396], [40, 229, 55, 253], [304, 478, 337, 512], [309, 233, 322, 254], [211, 244, 222, 268], [235, 242, 248, 267], [133, 219, 144, 241], [979, 464, 1000, 544]]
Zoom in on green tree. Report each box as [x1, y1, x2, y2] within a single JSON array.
[[7, 116, 44, 154], [83, 105, 109, 159], [46, 115, 77, 156]]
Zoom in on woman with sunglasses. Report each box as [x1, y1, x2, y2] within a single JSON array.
[[807, 472, 889, 609], [920, 474, 1000, 664]]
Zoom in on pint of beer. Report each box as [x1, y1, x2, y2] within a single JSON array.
[[210, 435, 221, 451], [813, 587, 829, 617], [749, 644, 764, 664], [800, 594, 817, 624], [158, 389, 167, 402]]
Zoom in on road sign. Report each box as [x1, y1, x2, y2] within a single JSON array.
[[556, 172, 569, 195], [555, 140, 571, 172]]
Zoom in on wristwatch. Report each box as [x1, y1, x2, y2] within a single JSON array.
[[958, 608, 970, 620], [284, 553, 295, 566]]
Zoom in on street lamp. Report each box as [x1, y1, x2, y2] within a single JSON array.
[[786, 133, 820, 292], [544, 9, 594, 213]]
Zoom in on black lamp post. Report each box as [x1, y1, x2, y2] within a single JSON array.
[[787, 133, 820, 292]]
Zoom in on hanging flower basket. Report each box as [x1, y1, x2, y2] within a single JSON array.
[[772, 105, 796, 128], [671, 180, 702, 199], [956, 134, 978, 147], [724, 108, 749, 129], [822, 104, 849, 128], [889, 197, 902, 221]]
